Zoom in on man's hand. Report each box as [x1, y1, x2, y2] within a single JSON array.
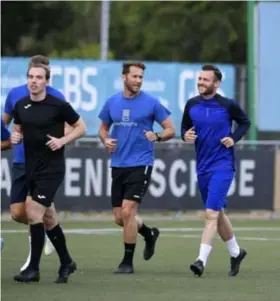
[[104, 138, 117, 152], [46, 135, 65, 151], [184, 127, 197, 143], [221, 137, 234, 148], [11, 132, 22, 144], [144, 130, 157, 142]]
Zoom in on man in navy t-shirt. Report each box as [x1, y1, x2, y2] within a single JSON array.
[[2, 55, 69, 272], [98, 62, 175, 274], [181, 65, 250, 277]]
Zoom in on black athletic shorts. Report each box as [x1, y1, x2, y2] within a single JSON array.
[[27, 171, 64, 208], [10, 163, 29, 204], [111, 165, 153, 207]]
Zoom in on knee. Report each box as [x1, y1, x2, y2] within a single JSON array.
[[25, 201, 44, 224], [114, 215, 123, 226], [43, 214, 57, 230], [204, 209, 219, 221], [121, 206, 135, 221], [10, 205, 27, 223]]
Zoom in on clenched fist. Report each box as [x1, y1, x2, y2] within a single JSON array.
[[104, 138, 117, 152], [221, 137, 234, 148], [144, 130, 157, 142], [11, 132, 22, 144], [184, 127, 197, 143]]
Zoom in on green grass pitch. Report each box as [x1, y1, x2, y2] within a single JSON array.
[[1, 219, 280, 301]]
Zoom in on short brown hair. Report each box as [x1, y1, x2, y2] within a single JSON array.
[[27, 63, 50, 80], [29, 55, 50, 66], [202, 64, 222, 81], [122, 62, 146, 75]]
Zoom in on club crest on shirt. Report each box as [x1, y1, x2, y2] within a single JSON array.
[[122, 109, 130, 122]]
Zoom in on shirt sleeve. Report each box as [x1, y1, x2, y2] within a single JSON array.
[[4, 90, 14, 115], [154, 100, 171, 124], [98, 100, 113, 126], [229, 101, 251, 143], [1, 119, 10, 141], [181, 101, 194, 141], [60, 102, 80, 125]]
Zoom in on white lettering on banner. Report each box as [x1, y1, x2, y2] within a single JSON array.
[[189, 160, 197, 197], [178, 70, 226, 112], [239, 160, 255, 196], [169, 159, 187, 197], [65, 159, 81, 197], [50, 65, 98, 111], [85, 159, 102, 197], [0, 156, 258, 200], [1, 158, 11, 196], [149, 159, 166, 197]]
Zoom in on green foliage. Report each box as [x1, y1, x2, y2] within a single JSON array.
[[50, 43, 114, 59], [1, 1, 246, 63]]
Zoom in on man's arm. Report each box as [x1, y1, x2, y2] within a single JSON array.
[[181, 102, 194, 141], [64, 123, 73, 136], [99, 122, 111, 144], [98, 121, 117, 152], [11, 123, 23, 145], [60, 118, 87, 145], [2, 113, 13, 126], [1, 139, 11, 150], [229, 101, 251, 143], [156, 117, 176, 141]]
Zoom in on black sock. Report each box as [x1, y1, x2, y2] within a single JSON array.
[[29, 223, 45, 271], [121, 243, 136, 266], [46, 224, 72, 265], [138, 223, 152, 240]]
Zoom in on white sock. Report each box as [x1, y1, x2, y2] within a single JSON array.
[[226, 236, 240, 258], [197, 243, 212, 266]]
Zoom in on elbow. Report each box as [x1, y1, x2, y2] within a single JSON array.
[[81, 123, 87, 136]]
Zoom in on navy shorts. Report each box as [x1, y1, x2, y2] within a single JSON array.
[[197, 170, 234, 211], [10, 163, 28, 204], [111, 166, 153, 207]]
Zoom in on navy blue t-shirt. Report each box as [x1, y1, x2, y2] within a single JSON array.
[[181, 94, 251, 175], [4, 84, 65, 163], [99, 91, 171, 167]]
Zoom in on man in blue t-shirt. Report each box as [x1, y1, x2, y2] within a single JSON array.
[[2, 55, 70, 272], [181, 65, 250, 278], [98, 62, 175, 274], [1, 119, 12, 251]]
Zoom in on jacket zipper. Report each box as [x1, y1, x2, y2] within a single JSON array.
[[206, 108, 209, 117]]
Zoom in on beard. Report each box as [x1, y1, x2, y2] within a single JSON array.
[[198, 85, 215, 96], [124, 79, 141, 96]]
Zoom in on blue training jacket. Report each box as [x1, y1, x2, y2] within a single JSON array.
[[181, 93, 251, 175]]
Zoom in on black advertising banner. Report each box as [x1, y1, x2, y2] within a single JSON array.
[[1, 147, 275, 211]]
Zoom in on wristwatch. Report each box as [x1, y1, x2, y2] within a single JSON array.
[[155, 133, 162, 142]]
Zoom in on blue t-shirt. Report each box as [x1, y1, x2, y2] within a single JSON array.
[[181, 94, 251, 175], [98, 91, 171, 167], [4, 84, 65, 163], [1, 119, 10, 141]]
